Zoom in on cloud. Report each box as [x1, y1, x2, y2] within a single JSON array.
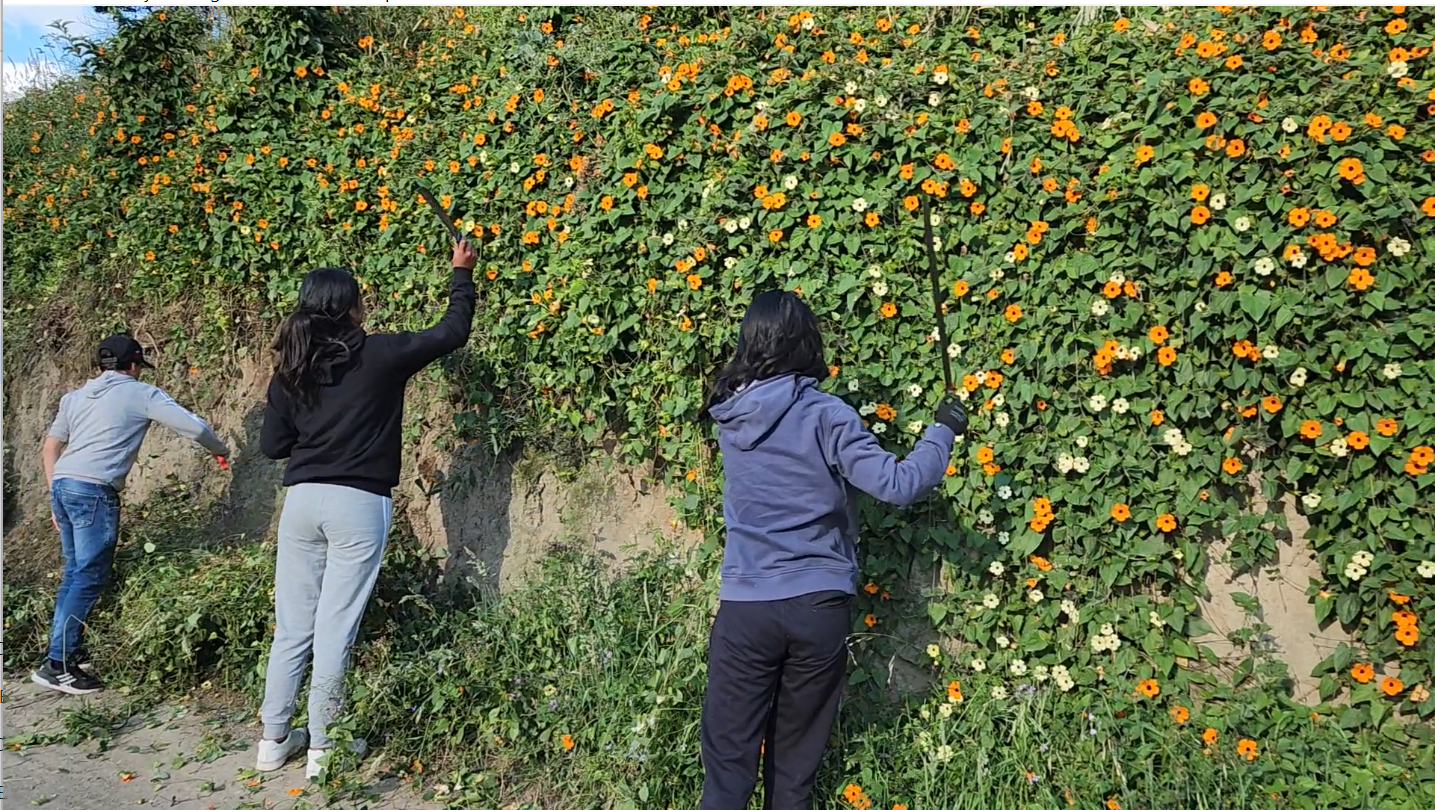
[[2, 58, 64, 99]]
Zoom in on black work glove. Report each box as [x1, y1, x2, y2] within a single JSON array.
[[934, 397, 968, 437]]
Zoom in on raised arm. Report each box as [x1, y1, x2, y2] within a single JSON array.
[[146, 387, 230, 457], [260, 376, 298, 460], [385, 240, 478, 379], [820, 402, 957, 508]]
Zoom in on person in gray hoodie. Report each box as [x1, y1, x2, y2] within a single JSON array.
[[696, 290, 967, 810], [33, 334, 230, 695]]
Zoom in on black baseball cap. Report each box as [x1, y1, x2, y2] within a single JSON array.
[[96, 334, 155, 370]]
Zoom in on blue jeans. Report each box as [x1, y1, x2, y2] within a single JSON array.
[[48, 478, 122, 665]]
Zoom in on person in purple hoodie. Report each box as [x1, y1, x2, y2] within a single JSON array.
[[696, 290, 966, 810]]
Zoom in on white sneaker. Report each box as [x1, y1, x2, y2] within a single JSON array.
[[256, 729, 309, 772], [306, 738, 369, 781]]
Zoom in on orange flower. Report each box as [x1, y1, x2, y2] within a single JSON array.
[[1031, 555, 1053, 572], [1156, 513, 1177, 532], [828, 132, 847, 147], [1237, 739, 1259, 761], [880, 302, 897, 318], [864, 211, 879, 228], [1190, 183, 1210, 202], [976, 446, 994, 464], [1001, 348, 1016, 365], [1288, 207, 1311, 227], [1381, 677, 1404, 697], [768, 229, 783, 243], [1375, 418, 1398, 437], [1151, 410, 1165, 426], [1170, 706, 1190, 724], [1004, 304, 1022, 323], [1300, 420, 1322, 440], [1203, 727, 1219, 745], [807, 214, 822, 228], [1136, 678, 1160, 698], [1157, 346, 1177, 367], [864, 613, 877, 628], [1189, 77, 1210, 95], [1424, 197, 1435, 217], [1111, 503, 1131, 522], [903, 195, 920, 212], [1222, 457, 1243, 475], [1262, 395, 1281, 414], [1395, 625, 1420, 646], [1196, 111, 1217, 129], [1262, 30, 1281, 50], [947, 680, 964, 701], [1348, 268, 1376, 291], [562, 733, 575, 750], [1351, 663, 1375, 684], [1337, 157, 1363, 181], [1347, 431, 1370, 451], [785, 111, 802, 126], [1191, 206, 1211, 225], [1215, 271, 1233, 287], [1135, 144, 1155, 164], [953, 280, 969, 297]]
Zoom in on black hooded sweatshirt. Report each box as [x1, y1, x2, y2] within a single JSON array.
[[260, 268, 475, 497]]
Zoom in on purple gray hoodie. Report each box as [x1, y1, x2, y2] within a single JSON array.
[[707, 374, 957, 602]]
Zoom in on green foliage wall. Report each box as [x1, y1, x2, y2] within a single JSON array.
[[5, 5, 1434, 728]]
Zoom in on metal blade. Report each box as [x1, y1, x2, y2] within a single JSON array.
[[416, 184, 465, 245]]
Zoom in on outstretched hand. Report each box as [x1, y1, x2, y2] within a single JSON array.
[[452, 239, 477, 270]]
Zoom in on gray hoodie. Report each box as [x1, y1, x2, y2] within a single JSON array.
[[48, 371, 229, 492]]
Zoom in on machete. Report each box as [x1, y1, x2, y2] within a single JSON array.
[[415, 184, 466, 245]]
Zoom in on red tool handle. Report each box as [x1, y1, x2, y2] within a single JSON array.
[[216, 456, 229, 471]]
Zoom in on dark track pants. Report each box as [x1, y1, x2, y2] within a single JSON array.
[[699, 591, 853, 810]]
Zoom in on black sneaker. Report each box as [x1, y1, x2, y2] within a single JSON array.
[[72, 648, 94, 671], [31, 660, 104, 695]]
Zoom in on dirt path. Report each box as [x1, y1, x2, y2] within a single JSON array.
[[2, 678, 442, 809]]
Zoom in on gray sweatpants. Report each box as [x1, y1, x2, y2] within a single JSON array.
[[260, 483, 392, 749]]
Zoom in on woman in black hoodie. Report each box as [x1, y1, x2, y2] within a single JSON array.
[[254, 241, 476, 780]]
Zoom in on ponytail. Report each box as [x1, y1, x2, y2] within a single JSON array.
[[274, 268, 362, 408]]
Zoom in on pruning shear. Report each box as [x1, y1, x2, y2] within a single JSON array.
[[415, 183, 467, 246], [922, 196, 956, 394]]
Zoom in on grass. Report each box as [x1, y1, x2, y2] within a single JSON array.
[[4, 484, 1434, 809]]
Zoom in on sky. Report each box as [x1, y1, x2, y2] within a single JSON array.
[[2, 6, 113, 97]]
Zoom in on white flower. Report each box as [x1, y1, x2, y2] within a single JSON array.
[[1234, 216, 1251, 233], [996, 635, 1011, 649], [1149, 611, 1166, 628], [1416, 560, 1435, 579], [1091, 635, 1109, 653], [1210, 193, 1226, 211], [872, 280, 889, 297], [1004, 251, 1017, 263], [932, 69, 949, 86], [1075, 436, 1089, 449], [678, 219, 690, 231], [1010, 659, 1028, 676], [997, 531, 1010, 545], [1056, 454, 1075, 474], [662, 232, 675, 246], [1029, 589, 1044, 603], [971, 658, 987, 672], [928, 92, 943, 107], [1089, 394, 1108, 412], [1253, 257, 1275, 276], [1330, 438, 1349, 458], [908, 384, 923, 397], [853, 98, 867, 114], [1352, 551, 1374, 567], [1108, 271, 1127, 285], [1057, 676, 1075, 692], [907, 420, 924, 434], [723, 257, 737, 271], [1281, 116, 1299, 133], [852, 197, 868, 212], [1091, 299, 1111, 317], [860, 403, 877, 417], [1291, 251, 1308, 269], [1389, 237, 1411, 257], [983, 593, 1000, 609], [1115, 346, 1131, 361], [975, 371, 989, 385], [1100, 623, 1114, 636], [874, 95, 889, 108], [919, 706, 932, 721], [1128, 346, 1143, 361], [1033, 665, 1050, 682], [1052, 665, 1070, 680], [1290, 367, 1308, 388], [723, 219, 740, 234], [1262, 344, 1279, 360], [873, 423, 887, 434], [947, 343, 962, 358], [1388, 60, 1410, 79], [1194, 301, 1208, 313], [935, 744, 954, 762], [1172, 549, 1184, 561], [978, 510, 994, 525], [956, 388, 969, 402], [1072, 456, 1091, 473], [783, 175, 798, 191], [1023, 85, 1041, 100], [509, 161, 522, 174], [1383, 362, 1403, 380], [992, 394, 1005, 408], [991, 686, 1009, 700], [1112, 397, 1130, 415], [989, 267, 1006, 281], [931, 214, 943, 227], [938, 701, 953, 718], [926, 643, 941, 659], [844, 80, 858, 95], [995, 412, 1010, 429], [1344, 562, 1367, 580], [867, 265, 883, 278], [989, 561, 1006, 576], [847, 379, 860, 393], [1301, 491, 1321, 510], [998, 485, 1013, 500], [1060, 600, 1077, 616], [1173, 441, 1194, 457], [1107, 636, 1123, 651], [738, 216, 752, 230]]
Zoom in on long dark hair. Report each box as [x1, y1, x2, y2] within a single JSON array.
[[699, 290, 827, 419], [273, 268, 361, 407]]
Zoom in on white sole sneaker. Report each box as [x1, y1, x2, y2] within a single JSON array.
[[256, 729, 310, 772], [306, 738, 369, 781]]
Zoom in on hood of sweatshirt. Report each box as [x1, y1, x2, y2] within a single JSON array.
[[708, 374, 815, 451], [81, 370, 139, 399]]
